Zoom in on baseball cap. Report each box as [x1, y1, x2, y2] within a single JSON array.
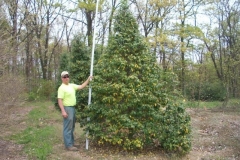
[[61, 71, 69, 77]]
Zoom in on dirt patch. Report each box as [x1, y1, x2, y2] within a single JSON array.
[[0, 104, 240, 160], [187, 108, 240, 160], [0, 104, 32, 160], [0, 139, 27, 160]]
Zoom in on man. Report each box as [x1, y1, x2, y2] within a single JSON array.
[[58, 71, 93, 151]]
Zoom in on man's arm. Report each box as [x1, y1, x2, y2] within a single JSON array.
[[77, 76, 93, 90], [58, 98, 68, 118]]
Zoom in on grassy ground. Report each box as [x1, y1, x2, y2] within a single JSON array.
[[8, 101, 61, 159], [1, 100, 240, 160], [185, 98, 240, 109]]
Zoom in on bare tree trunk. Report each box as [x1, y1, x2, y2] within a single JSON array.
[[7, 0, 19, 74]]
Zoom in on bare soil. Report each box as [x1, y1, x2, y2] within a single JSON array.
[[1, 104, 240, 160], [0, 104, 32, 160]]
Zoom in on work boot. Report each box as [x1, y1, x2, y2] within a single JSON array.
[[73, 144, 81, 148], [66, 146, 78, 151]]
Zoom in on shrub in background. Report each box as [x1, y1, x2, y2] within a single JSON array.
[[186, 81, 226, 101], [69, 35, 91, 125], [37, 80, 55, 100], [52, 53, 70, 110]]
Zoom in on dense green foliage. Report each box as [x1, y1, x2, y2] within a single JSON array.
[[69, 35, 91, 125], [186, 81, 226, 101], [85, 0, 191, 154], [53, 53, 70, 111]]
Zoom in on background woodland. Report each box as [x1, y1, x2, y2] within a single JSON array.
[[0, 0, 239, 103]]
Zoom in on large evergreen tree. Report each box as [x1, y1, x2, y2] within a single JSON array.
[[85, 0, 191, 153]]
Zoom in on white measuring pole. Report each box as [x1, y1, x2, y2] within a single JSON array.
[[86, 0, 100, 150]]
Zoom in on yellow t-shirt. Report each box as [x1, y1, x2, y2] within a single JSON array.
[[58, 83, 79, 106]]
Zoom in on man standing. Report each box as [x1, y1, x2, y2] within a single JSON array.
[[58, 71, 93, 151]]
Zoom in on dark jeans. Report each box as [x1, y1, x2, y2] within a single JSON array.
[[63, 106, 76, 148]]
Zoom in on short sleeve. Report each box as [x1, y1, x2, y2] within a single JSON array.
[[71, 84, 79, 90], [58, 87, 64, 99]]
